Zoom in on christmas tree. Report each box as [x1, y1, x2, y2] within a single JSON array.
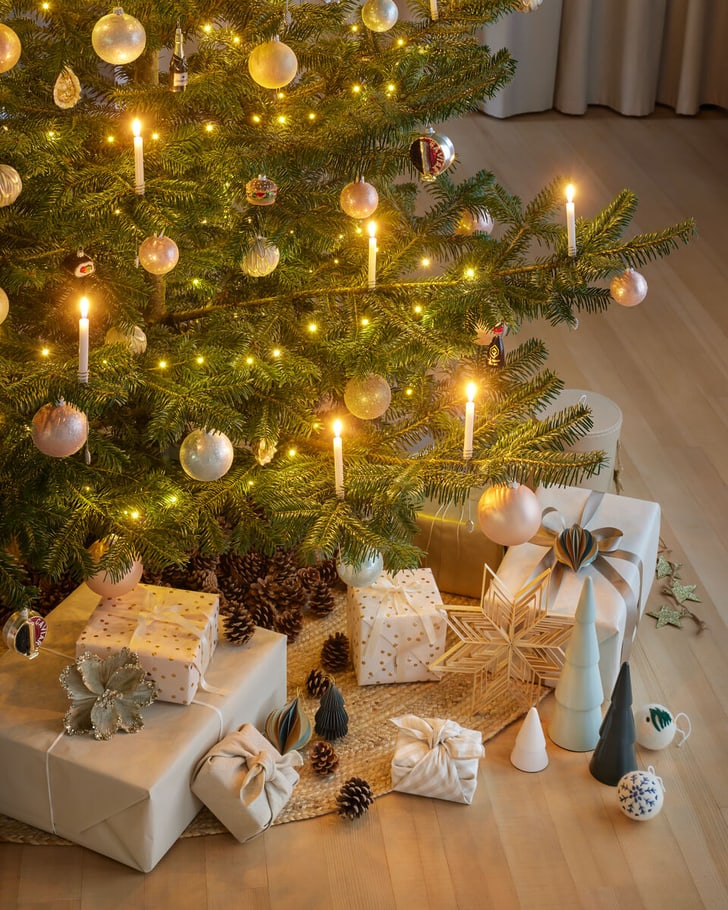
[[0, 1, 693, 616]]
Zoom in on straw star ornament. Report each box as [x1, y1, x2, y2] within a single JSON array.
[[431, 566, 573, 716]]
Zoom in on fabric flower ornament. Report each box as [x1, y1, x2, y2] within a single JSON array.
[[60, 647, 158, 741]]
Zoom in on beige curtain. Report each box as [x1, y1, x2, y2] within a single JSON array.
[[480, 0, 728, 118]]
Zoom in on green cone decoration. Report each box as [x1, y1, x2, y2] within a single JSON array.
[[314, 682, 348, 740]]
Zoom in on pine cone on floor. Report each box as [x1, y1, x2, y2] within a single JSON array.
[[306, 578, 335, 617], [246, 596, 277, 631], [336, 777, 374, 819], [317, 557, 342, 589], [216, 574, 247, 612], [310, 741, 339, 776], [223, 607, 255, 646], [321, 632, 350, 673], [306, 667, 333, 698], [237, 550, 270, 587], [297, 565, 322, 591], [274, 607, 304, 642], [268, 546, 300, 582]]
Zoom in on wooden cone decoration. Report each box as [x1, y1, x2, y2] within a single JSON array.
[[549, 576, 604, 751], [589, 662, 637, 785], [510, 705, 548, 772]]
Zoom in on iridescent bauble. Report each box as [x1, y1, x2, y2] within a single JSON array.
[[242, 237, 280, 277], [409, 130, 455, 182], [340, 178, 379, 219], [0, 23, 21, 73], [0, 287, 8, 324], [610, 268, 648, 307], [0, 164, 22, 207], [477, 483, 541, 547], [344, 374, 391, 420], [53, 67, 82, 109], [86, 538, 143, 598], [455, 209, 494, 236], [245, 174, 278, 206], [361, 0, 399, 33], [633, 703, 692, 751], [179, 429, 234, 481], [248, 37, 298, 89], [91, 8, 146, 65], [104, 325, 147, 354], [336, 552, 384, 588], [31, 399, 88, 458], [617, 768, 665, 821], [138, 235, 179, 276]]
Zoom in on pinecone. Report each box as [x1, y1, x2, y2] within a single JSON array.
[[268, 546, 299, 582], [246, 596, 277, 631], [297, 565, 322, 591], [317, 557, 341, 588], [245, 576, 280, 616], [306, 578, 336, 617], [306, 667, 333, 698], [321, 632, 350, 672], [336, 777, 374, 819], [310, 741, 339, 776], [216, 574, 247, 612], [274, 607, 304, 642], [237, 550, 270, 587], [223, 607, 255, 646], [185, 552, 220, 592]]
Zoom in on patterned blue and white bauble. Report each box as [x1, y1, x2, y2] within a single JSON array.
[[617, 767, 665, 821], [336, 552, 383, 587]]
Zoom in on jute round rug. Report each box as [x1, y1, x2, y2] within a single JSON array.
[[0, 592, 538, 845]]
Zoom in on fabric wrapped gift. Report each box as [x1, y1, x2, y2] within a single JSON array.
[[191, 723, 303, 843], [495, 486, 660, 696], [76, 583, 218, 704], [413, 488, 504, 598], [346, 569, 447, 686], [390, 714, 484, 804], [0, 582, 287, 872]]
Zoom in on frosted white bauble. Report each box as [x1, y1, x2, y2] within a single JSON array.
[[344, 374, 392, 420], [138, 235, 179, 276], [242, 237, 280, 277], [0, 287, 8, 324], [31, 399, 88, 458], [0, 164, 22, 207], [340, 179, 379, 220], [633, 703, 691, 750], [477, 483, 541, 547], [337, 552, 384, 588], [610, 268, 648, 307], [455, 209, 494, 236], [91, 8, 146, 65], [105, 325, 147, 354], [617, 768, 665, 821], [362, 0, 399, 32], [180, 429, 234, 481], [248, 38, 298, 89], [86, 538, 143, 598], [0, 23, 21, 73]]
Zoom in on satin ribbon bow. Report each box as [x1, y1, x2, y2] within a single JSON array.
[[528, 491, 643, 659], [364, 572, 439, 663]]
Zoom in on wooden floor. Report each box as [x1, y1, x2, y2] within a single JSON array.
[[2, 108, 727, 909]]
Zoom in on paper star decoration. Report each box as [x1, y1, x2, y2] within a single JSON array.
[[430, 566, 573, 716], [663, 579, 701, 605], [647, 604, 685, 628], [655, 555, 676, 579]]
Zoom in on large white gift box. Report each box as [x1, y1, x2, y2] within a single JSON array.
[[0, 582, 287, 872], [390, 714, 484, 804], [346, 568, 447, 685], [76, 584, 218, 705], [495, 486, 660, 696]]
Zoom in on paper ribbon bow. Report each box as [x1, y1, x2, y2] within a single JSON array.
[[364, 572, 439, 663], [240, 748, 303, 809], [390, 714, 484, 804], [528, 491, 644, 658]]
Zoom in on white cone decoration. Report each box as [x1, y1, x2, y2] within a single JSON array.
[[510, 705, 548, 773]]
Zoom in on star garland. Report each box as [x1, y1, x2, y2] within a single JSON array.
[[646, 540, 707, 633]]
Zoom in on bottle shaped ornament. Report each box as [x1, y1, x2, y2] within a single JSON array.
[[169, 23, 188, 92], [486, 325, 505, 369]]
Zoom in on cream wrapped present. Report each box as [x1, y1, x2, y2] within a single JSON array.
[[391, 714, 484, 804], [346, 569, 447, 685], [413, 488, 504, 598], [76, 583, 218, 705], [495, 486, 660, 695], [191, 723, 303, 843]]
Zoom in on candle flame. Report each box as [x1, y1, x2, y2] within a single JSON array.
[[80, 297, 89, 318], [132, 119, 142, 137], [566, 184, 575, 203], [466, 382, 476, 402], [367, 221, 377, 238], [333, 419, 342, 437]]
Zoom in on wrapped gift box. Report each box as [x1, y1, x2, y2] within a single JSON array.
[[495, 486, 660, 695], [413, 488, 504, 598], [76, 584, 218, 705], [0, 582, 287, 872], [391, 715, 484, 804], [346, 568, 447, 685]]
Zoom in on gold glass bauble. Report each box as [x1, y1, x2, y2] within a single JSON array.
[[610, 268, 648, 307], [455, 209, 494, 236], [248, 38, 298, 90], [477, 483, 541, 547], [91, 8, 146, 65], [31, 399, 88, 458], [361, 0, 399, 32], [180, 429, 234, 481], [340, 178, 379, 219], [0, 23, 21, 73], [344, 374, 392, 420], [0, 287, 8, 324], [138, 235, 179, 276], [0, 164, 22, 207]]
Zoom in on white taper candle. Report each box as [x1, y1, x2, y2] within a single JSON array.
[[78, 296, 89, 383], [463, 382, 475, 460], [367, 221, 377, 290], [333, 419, 344, 498], [566, 184, 576, 257], [132, 119, 145, 195]]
